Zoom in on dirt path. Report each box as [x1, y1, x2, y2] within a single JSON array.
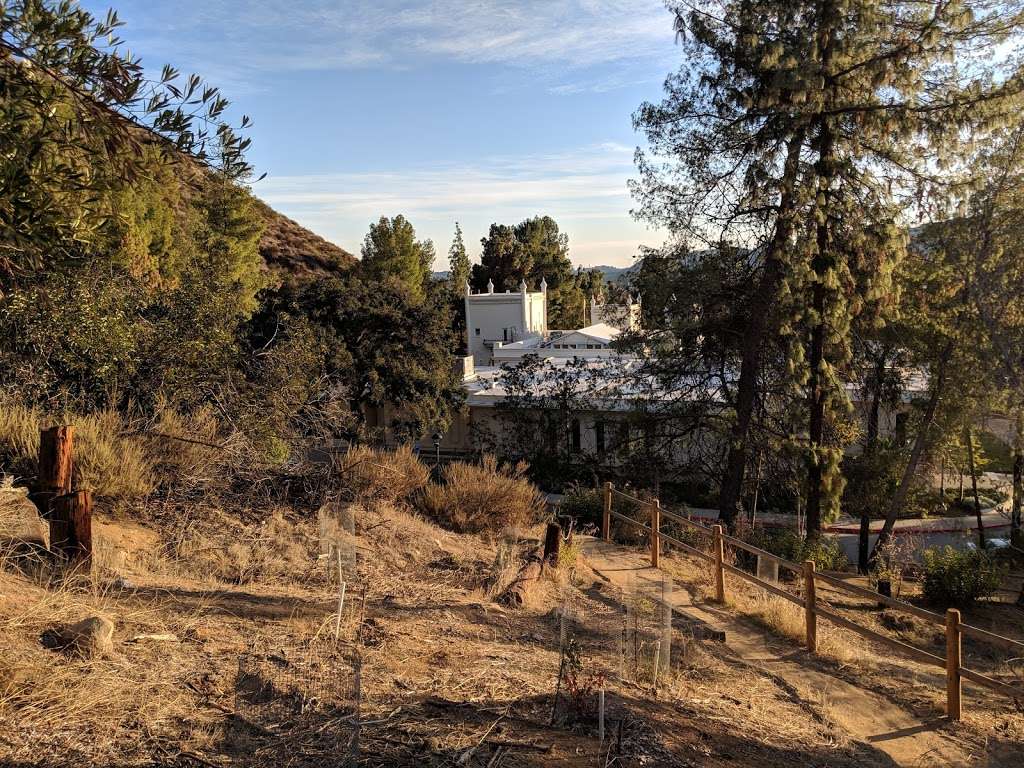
[[580, 536, 974, 767]]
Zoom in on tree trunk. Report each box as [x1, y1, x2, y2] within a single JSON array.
[[965, 425, 986, 550], [939, 455, 946, 511], [805, 282, 827, 541], [866, 353, 885, 446], [1013, 414, 1023, 546], [805, 3, 838, 543], [859, 354, 886, 573], [718, 131, 806, 530], [857, 512, 871, 574], [870, 345, 952, 565]]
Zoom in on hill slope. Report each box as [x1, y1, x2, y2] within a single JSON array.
[[255, 198, 356, 276]]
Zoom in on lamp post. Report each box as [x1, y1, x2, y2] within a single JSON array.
[[431, 432, 442, 471]]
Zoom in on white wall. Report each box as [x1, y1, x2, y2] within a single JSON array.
[[465, 291, 546, 365]]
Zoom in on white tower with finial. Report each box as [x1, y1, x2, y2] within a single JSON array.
[[463, 276, 549, 365]]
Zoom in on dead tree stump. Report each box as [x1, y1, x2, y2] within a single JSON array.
[[30, 425, 74, 520], [543, 522, 562, 566], [501, 558, 543, 606], [51, 490, 92, 568]]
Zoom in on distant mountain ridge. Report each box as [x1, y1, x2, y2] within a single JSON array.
[[432, 263, 640, 284], [590, 263, 639, 284]]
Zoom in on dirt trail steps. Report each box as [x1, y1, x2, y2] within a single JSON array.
[[580, 536, 973, 767]]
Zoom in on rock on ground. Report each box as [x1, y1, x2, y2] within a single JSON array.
[[42, 615, 115, 658], [0, 476, 49, 555]]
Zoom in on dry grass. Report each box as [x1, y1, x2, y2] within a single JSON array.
[[0, 394, 229, 500], [336, 444, 430, 506], [730, 591, 859, 665], [168, 507, 321, 586], [0, 575, 205, 763], [0, 395, 154, 498], [418, 455, 545, 535], [0, 499, 967, 768]]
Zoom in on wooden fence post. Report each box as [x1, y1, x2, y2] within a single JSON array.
[[946, 608, 962, 720], [650, 500, 660, 569], [31, 425, 74, 519], [602, 482, 612, 541], [803, 560, 817, 654], [712, 524, 725, 603], [51, 490, 92, 569], [543, 521, 562, 566]]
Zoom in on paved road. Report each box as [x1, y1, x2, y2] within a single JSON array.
[[675, 506, 1015, 563]]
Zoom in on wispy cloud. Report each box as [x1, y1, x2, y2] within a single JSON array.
[[254, 142, 661, 267], [109, 0, 673, 79]]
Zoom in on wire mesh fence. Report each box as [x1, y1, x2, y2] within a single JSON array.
[[550, 569, 683, 733], [235, 634, 359, 720], [227, 498, 364, 763]]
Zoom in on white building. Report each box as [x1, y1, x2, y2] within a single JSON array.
[[465, 280, 641, 366], [464, 279, 548, 366]]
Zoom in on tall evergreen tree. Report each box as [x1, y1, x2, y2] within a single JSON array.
[[514, 215, 572, 289], [634, 0, 1024, 536], [448, 222, 471, 292], [360, 215, 433, 302], [472, 215, 572, 292], [472, 223, 526, 291]]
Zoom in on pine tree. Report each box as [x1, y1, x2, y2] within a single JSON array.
[[472, 216, 572, 292], [448, 222, 470, 293], [360, 215, 432, 302], [635, 0, 1024, 535]]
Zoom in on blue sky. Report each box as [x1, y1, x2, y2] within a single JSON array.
[[82, 1, 681, 268]]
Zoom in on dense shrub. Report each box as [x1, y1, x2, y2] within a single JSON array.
[[336, 445, 430, 505], [921, 546, 1005, 607], [559, 487, 603, 529], [743, 527, 849, 571], [418, 455, 545, 535]]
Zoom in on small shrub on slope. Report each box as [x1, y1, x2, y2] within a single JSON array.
[[921, 546, 1005, 608], [0, 396, 154, 498], [419, 455, 544, 535], [337, 445, 430, 505]]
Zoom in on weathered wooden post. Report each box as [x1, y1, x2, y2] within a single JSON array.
[[803, 560, 817, 654], [946, 608, 962, 720], [602, 482, 612, 541], [712, 524, 726, 603], [543, 521, 562, 566], [31, 425, 74, 519], [650, 500, 661, 569], [51, 490, 92, 569]]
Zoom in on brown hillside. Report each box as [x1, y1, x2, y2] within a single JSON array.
[[254, 198, 356, 276]]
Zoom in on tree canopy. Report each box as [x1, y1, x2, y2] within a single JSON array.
[[359, 215, 434, 302]]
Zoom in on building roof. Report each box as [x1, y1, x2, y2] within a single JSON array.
[[560, 323, 621, 345]]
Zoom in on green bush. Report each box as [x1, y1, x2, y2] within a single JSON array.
[[559, 487, 603, 529], [921, 546, 1005, 607], [744, 528, 849, 571]]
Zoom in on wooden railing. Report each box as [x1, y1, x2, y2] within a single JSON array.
[[600, 482, 1024, 720]]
